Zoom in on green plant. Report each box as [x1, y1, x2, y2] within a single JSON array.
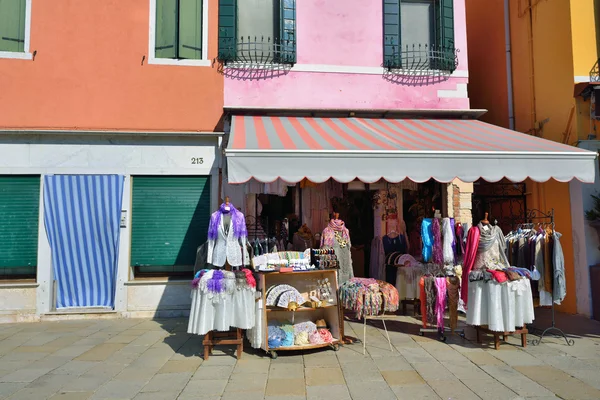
[[585, 194, 600, 221]]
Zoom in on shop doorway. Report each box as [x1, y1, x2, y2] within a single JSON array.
[[333, 189, 374, 278], [472, 180, 527, 233]]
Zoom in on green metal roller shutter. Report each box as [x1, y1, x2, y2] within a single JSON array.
[[0, 176, 40, 269], [130, 176, 211, 270]]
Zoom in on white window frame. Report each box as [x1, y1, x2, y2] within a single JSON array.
[[148, 0, 211, 67], [0, 0, 33, 60]]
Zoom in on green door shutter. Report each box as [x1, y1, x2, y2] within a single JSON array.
[[218, 0, 237, 62], [0, 176, 40, 269], [0, 0, 26, 53], [155, 0, 178, 58], [383, 0, 401, 69], [435, 0, 455, 71], [179, 0, 203, 59], [131, 176, 211, 270], [279, 0, 296, 64]]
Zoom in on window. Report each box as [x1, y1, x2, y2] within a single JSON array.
[[0, 0, 32, 60], [218, 0, 296, 65], [150, 0, 209, 66], [0, 176, 40, 280], [383, 0, 456, 71], [130, 176, 211, 278]]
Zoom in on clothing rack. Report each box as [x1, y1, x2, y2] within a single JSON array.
[[419, 267, 465, 342], [524, 208, 574, 346]]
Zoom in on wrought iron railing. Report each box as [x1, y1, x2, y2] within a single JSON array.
[[591, 58, 600, 83], [383, 43, 459, 73], [218, 36, 296, 67]]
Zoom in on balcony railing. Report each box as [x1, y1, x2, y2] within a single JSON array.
[[591, 59, 600, 83], [384, 43, 459, 73], [218, 36, 296, 67]]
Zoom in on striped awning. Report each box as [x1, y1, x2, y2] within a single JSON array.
[[226, 116, 597, 184]]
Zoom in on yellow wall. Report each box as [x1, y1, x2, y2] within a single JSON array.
[[467, 0, 600, 313], [570, 0, 599, 77]]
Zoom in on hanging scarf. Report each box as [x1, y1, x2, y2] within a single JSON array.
[[321, 219, 350, 248], [432, 218, 443, 265], [435, 277, 447, 330], [455, 223, 464, 257], [421, 218, 434, 262], [461, 226, 481, 306], [442, 218, 455, 265], [419, 277, 427, 328], [477, 223, 510, 269], [450, 218, 457, 261], [207, 203, 248, 240], [447, 276, 460, 332], [424, 276, 437, 325]]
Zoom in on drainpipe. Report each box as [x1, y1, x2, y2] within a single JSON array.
[[504, 0, 515, 130]]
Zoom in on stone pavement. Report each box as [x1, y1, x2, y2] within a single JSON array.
[[1, 309, 600, 400]]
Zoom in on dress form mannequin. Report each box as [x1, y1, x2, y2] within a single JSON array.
[[321, 212, 354, 284], [207, 196, 249, 268], [293, 224, 313, 251]]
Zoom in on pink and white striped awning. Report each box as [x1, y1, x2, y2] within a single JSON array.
[[225, 116, 597, 184]]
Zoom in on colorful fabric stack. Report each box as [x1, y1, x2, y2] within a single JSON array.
[[339, 278, 390, 319], [378, 281, 399, 313]]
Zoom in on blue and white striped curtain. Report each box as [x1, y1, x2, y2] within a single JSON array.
[[44, 175, 124, 309]]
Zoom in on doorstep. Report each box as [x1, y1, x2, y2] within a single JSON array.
[[41, 308, 121, 321]]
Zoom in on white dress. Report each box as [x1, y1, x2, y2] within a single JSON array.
[[187, 270, 256, 336]]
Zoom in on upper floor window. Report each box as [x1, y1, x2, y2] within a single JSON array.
[[217, 0, 296, 66], [0, 0, 32, 60], [383, 0, 457, 72], [149, 0, 210, 66]]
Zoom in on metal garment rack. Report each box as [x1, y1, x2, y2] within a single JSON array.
[[523, 208, 574, 346]]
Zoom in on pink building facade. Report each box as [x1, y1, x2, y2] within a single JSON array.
[[223, 0, 470, 110]]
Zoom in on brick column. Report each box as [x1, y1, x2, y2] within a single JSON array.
[[451, 179, 473, 224]]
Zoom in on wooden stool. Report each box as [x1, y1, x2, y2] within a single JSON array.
[[401, 298, 421, 316], [475, 325, 528, 350], [202, 328, 243, 360]]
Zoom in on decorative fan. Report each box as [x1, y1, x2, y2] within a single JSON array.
[[266, 284, 297, 306], [276, 289, 305, 309]]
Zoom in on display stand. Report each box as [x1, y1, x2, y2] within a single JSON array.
[[475, 325, 528, 350], [203, 329, 243, 360], [259, 270, 342, 359], [361, 292, 393, 355], [524, 209, 575, 347]]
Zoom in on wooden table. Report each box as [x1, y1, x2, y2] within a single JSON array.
[[475, 325, 528, 350], [202, 328, 243, 360]]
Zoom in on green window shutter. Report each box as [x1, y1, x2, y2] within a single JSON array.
[[0, 0, 26, 53], [435, 0, 455, 71], [131, 176, 211, 270], [0, 176, 40, 268], [383, 0, 401, 69], [155, 0, 177, 59], [179, 0, 203, 59], [218, 0, 237, 62], [279, 0, 296, 64]]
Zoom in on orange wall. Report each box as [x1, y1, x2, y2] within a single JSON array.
[[0, 0, 223, 132], [465, 0, 509, 128], [467, 0, 581, 313]]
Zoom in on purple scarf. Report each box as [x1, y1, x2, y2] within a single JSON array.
[[207, 203, 247, 240], [432, 218, 443, 265]]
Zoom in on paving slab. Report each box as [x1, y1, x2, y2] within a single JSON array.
[[346, 380, 396, 400], [305, 367, 345, 386], [390, 383, 441, 400], [306, 384, 351, 400], [265, 378, 305, 397], [515, 365, 600, 400]]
